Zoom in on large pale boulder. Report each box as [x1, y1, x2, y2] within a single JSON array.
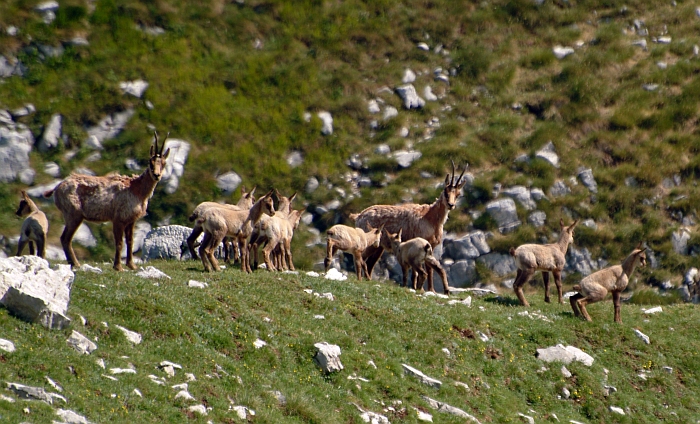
[[0, 118, 34, 183], [216, 171, 242, 194], [395, 84, 425, 109], [38, 114, 62, 152], [485, 198, 521, 233], [119, 80, 149, 98], [313, 342, 344, 373], [84, 109, 135, 146], [141, 225, 196, 261], [160, 139, 190, 194], [0, 256, 74, 329], [536, 344, 594, 366]]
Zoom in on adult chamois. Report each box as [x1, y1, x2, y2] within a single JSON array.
[[45, 131, 170, 271], [350, 161, 467, 288]]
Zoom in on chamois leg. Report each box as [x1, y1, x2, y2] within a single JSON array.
[[513, 268, 535, 307], [575, 296, 593, 322], [325, 241, 338, 272], [612, 291, 623, 324], [400, 265, 409, 288], [262, 241, 277, 271], [199, 232, 213, 272], [206, 233, 223, 272], [36, 237, 46, 259], [426, 257, 450, 295], [187, 224, 203, 260], [363, 245, 384, 278], [125, 221, 138, 270], [113, 222, 126, 271], [16, 237, 28, 256], [542, 271, 551, 303], [352, 251, 363, 281], [241, 239, 252, 273], [61, 217, 83, 268], [28, 240, 36, 256], [569, 292, 583, 318], [284, 239, 294, 271], [553, 269, 564, 304], [414, 266, 428, 291]]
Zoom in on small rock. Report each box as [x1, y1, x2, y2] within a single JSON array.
[[609, 406, 625, 415], [402, 364, 442, 389], [553, 46, 574, 59], [634, 329, 650, 344]]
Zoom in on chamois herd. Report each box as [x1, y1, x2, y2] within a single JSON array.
[[11, 134, 650, 323]]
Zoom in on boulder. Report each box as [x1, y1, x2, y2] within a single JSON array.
[[160, 139, 190, 194], [402, 68, 416, 83], [313, 342, 344, 373], [141, 225, 197, 261], [536, 344, 594, 366], [367, 99, 380, 114], [318, 111, 333, 135], [56, 409, 94, 424], [577, 168, 598, 193], [424, 85, 438, 101], [119, 80, 149, 98], [535, 141, 559, 168], [477, 252, 516, 276], [286, 151, 303, 167], [502, 186, 536, 210], [383, 106, 399, 120], [566, 246, 597, 276], [553, 46, 575, 59], [395, 84, 425, 109], [120, 221, 152, 258], [6, 382, 65, 404], [216, 171, 242, 194], [443, 233, 482, 260], [672, 228, 691, 255], [445, 259, 477, 288], [84, 109, 135, 146], [0, 256, 74, 330], [403, 364, 442, 389], [393, 150, 422, 168], [66, 330, 98, 354], [549, 180, 570, 197], [0, 120, 34, 183], [527, 211, 547, 228], [485, 198, 521, 233], [71, 223, 97, 248], [0, 55, 23, 78]]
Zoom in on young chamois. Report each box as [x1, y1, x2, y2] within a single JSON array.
[[249, 190, 297, 270], [386, 229, 450, 293], [509, 219, 579, 307], [351, 161, 467, 281], [260, 208, 303, 271], [186, 186, 257, 261], [570, 244, 647, 323], [44, 131, 170, 271], [324, 224, 384, 280], [197, 190, 274, 273], [15, 190, 49, 258]]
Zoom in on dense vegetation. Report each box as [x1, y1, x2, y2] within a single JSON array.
[[1, 1, 700, 281]]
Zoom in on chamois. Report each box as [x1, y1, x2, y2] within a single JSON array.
[[570, 244, 647, 323], [186, 186, 257, 261], [197, 190, 274, 273], [260, 208, 303, 271], [15, 190, 49, 258], [386, 229, 450, 294], [324, 224, 383, 280], [351, 161, 467, 279], [249, 190, 297, 269], [509, 219, 579, 307], [45, 131, 170, 271]]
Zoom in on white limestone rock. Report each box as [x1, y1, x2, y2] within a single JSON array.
[[402, 68, 416, 83], [115, 325, 142, 344], [314, 342, 344, 373], [486, 198, 521, 233], [84, 109, 135, 146], [66, 331, 98, 355], [0, 338, 15, 353], [393, 150, 422, 168], [0, 120, 34, 183], [141, 225, 196, 261], [135, 266, 171, 280], [421, 396, 481, 423], [403, 364, 442, 389], [553, 45, 574, 59], [536, 344, 594, 366], [38, 114, 62, 152], [535, 141, 559, 168], [395, 84, 425, 109], [318, 111, 333, 135], [119, 80, 149, 98], [160, 138, 190, 194]]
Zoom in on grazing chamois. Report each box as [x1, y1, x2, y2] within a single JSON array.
[[570, 244, 647, 323], [386, 229, 450, 293], [45, 132, 170, 270], [324, 224, 383, 281], [15, 190, 49, 258], [509, 219, 579, 307], [249, 190, 297, 269], [197, 190, 274, 273], [260, 208, 303, 271], [351, 161, 467, 280], [186, 186, 257, 261]]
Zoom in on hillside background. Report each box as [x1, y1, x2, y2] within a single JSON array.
[[1, 0, 700, 290]]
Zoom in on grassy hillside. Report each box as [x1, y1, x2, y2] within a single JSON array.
[[1, 0, 700, 283], [1, 260, 699, 423]]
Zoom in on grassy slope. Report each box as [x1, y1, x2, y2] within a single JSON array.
[[1, 260, 699, 423]]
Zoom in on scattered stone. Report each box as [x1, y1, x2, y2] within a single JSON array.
[[135, 266, 171, 280], [424, 86, 438, 101], [642, 83, 659, 91], [133, 389, 142, 397], [368, 100, 380, 114], [536, 344, 594, 366], [528, 211, 547, 228], [160, 138, 190, 194], [634, 329, 650, 344], [324, 268, 347, 281], [187, 404, 208, 416], [45, 376, 62, 392], [421, 396, 481, 423], [115, 325, 142, 345], [393, 150, 422, 168], [383, 106, 399, 120], [84, 109, 135, 147], [318, 111, 333, 135], [313, 342, 344, 373], [663, 366, 673, 374], [486, 198, 521, 233], [609, 406, 625, 415], [67, 331, 98, 354], [6, 382, 65, 404], [174, 390, 195, 401], [672, 228, 691, 255], [447, 296, 472, 307], [110, 368, 136, 375], [549, 180, 571, 197], [38, 114, 62, 152], [414, 407, 433, 422], [518, 412, 535, 424], [353, 403, 390, 423], [402, 69, 416, 83], [643, 306, 663, 314], [287, 151, 303, 168], [232, 405, 255, 420], [577, 168, 598, 193], [188, 280, 208, 288], [561, 387, 570, 399], [402, 364, 442, 389], [535, 141, 559, 168], [119, 80, 149, 98], [502, 186, 536, 210], [395, 84, 426, 109], [417, 42, 430, 51], [96, 358, 105, 369], [253, 339, 267, 349], [561, 366, 572, 378], [55, 408, 94, 424], [553, 46, 574, 59], [0, 338, 15, 353]]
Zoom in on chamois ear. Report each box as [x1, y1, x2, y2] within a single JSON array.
[[20, 190, 28, 199], [264, 189, 274, 198], [456, 164, 469, 189], [162, 148, 170, 159], [559, 218, 564, 228], [150, 144, 155, 157], [635, 241, 643, 250], [397, 228, 403, 241], [248, 186, 257, 197], [444, 173, 451, 186], [289, 192, 297, 203], [569, 219, 579, 231]]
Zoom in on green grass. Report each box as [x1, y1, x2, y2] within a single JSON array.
[[1, 260, 699, 423]]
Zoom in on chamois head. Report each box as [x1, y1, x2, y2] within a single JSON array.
[[148, 131, 171, 182], [368, 224, 384, 248], [238, 186, 257, 209], [559, 218, 579, 245], [442, 161, 468, 210], [631, 242, 647, 268], [259, 189, 276, 216], [385, 228, 403, 253], [15, 190, 34, 218]]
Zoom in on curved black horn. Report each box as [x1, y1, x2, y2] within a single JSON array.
[[161, 132, 170, 154], [153, 131, 159, 154], [457, 163, 468, 185], [450, 160, 456, 186]]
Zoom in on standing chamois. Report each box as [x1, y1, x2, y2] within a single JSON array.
[[15, 190, 49, 258], [509, 219, 579, 306], [44, 131, 170, 271], [385, 229, 449, 293], [570, 243, 647, 323], [350, 161, 467, 288]]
